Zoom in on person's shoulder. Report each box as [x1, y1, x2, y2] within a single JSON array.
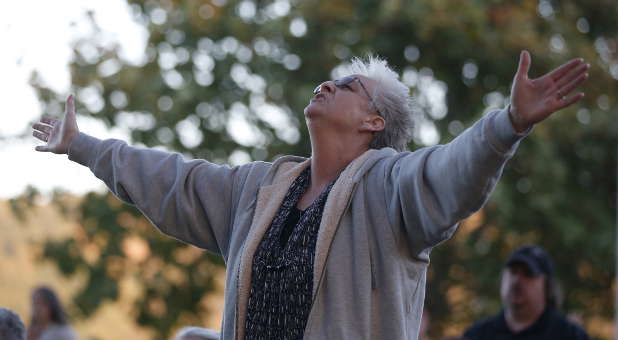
[[463, 313, 504, 339], [371, 144, 444, 168], [550, 311, 590, 339], [363, 147, 417, 171], [41, 324, 77, 340]]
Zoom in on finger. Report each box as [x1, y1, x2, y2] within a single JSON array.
[[547, 58, 584, 82], [554, 63, 590, 90], [65, 94, 77, 126], [66, 94, 75, 115], [557, 73, 589, 98], [516, 50, 531, 79], [556, 93, 585, 111], [40, 115, 59, 126], [32, 122, 53, 134], [35, 145, 50, 152], [32, 130, 49, 142]]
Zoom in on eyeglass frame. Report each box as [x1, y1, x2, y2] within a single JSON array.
[[313, 76, 383, 117]]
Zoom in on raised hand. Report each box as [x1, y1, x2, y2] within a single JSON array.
[[509, 50, 589, 132], [33, 95, 80, 154]]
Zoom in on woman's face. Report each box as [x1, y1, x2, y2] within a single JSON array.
[[304, 74, 382, 134], [32, 292, 51, 322]]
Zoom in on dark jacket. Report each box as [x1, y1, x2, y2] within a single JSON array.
[[464, 307, 589, 340]]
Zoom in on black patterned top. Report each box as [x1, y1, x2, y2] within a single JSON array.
[[245, 167, 336, 340]]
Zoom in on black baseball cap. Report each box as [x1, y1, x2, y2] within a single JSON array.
[[505, 245, 555, 277]]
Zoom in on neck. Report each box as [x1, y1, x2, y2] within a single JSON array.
[[310, 143, 367, 188], [505, 302, 546, 332], [28, 319, 49, 340], [307, 123, 371, 189], [309, 138, 369, 190]]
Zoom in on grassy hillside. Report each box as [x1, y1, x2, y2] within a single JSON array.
[[0, 197, 224, 340]]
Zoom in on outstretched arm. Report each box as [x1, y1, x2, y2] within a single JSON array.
[[32, 95, 269, 257], [388, 51, 589, 254]]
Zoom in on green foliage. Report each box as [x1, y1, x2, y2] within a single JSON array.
[[30, 0, 617, 338], [9, 185, 40, 222], [42, 191, 222, 339]]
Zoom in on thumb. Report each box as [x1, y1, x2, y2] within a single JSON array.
[[65, 94, 76, 123], [35, 145, 49, 152], [516, 50, 531, 79]]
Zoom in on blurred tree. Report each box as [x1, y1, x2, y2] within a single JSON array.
[[28, 0, 617, 338]]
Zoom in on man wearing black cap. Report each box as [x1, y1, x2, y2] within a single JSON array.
[[463, 245, 589, 340]]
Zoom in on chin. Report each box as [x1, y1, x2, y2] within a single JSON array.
[[304, 102, 323, 118]]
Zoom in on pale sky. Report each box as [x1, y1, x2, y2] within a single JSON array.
[[0, 0, 147, 198]]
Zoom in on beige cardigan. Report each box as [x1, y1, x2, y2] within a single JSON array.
[[235, 150, 375, 339]]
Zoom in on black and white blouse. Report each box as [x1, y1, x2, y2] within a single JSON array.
[[245, 167, 336, 340]]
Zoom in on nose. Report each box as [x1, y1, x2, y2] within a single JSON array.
[[314, 81, 335, 94]]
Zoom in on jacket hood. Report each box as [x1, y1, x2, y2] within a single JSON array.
[[261, 147, 399, 186]]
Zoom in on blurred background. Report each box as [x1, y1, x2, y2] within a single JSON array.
[[1, 0, 617, 339]]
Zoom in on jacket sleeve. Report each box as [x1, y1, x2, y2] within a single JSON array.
[[68, 132, 266, 257], [385, 108, 527, 255]]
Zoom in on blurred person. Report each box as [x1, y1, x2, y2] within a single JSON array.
[[0, 307, 26, 340], [32, 51, 588, 340], [463, 245, 589, 339], [175, 326, 220, 340], [27, 286, 77, 340]]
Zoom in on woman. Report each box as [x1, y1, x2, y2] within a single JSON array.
[[27, 287, 77, 340], [32, 52, 588, 340]]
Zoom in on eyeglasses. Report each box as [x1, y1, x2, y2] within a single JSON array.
[[313, 76, 382, 116]]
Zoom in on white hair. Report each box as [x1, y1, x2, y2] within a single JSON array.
[[346, 55, 414, 151], [175, 327, 219, 340]]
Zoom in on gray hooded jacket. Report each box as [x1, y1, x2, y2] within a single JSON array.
[[68, 108, 525, 340]]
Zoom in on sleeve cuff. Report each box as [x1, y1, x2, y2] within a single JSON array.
[[68, 132, 102, 168], [490, 107, 532, 151]]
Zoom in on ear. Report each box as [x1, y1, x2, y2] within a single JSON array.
[[359, 114, 385, 133]]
